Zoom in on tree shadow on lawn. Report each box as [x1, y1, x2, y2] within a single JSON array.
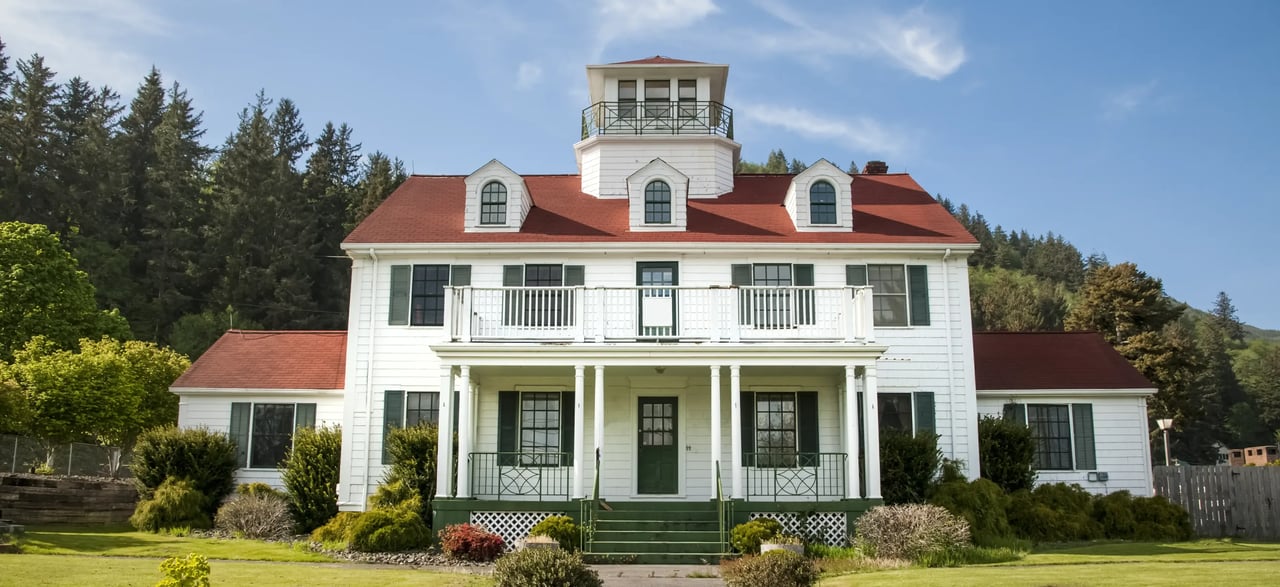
[[21, 525, 181, 555]]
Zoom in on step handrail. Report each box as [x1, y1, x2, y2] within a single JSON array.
[[580, 448, 601, 553], [715, 461, 733, 554]]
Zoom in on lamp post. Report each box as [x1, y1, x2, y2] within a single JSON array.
[[1156, 418, 1174, 467]]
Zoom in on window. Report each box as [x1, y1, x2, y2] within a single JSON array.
[[480, 181, 507, 225], [809, 181, 837, 224], [846, 264, 930, 327], [618, 79, 637, 118], [502, 264, 584, 327], [229, 402, 316, 469], [498, 391, 574, 467], [677, 79, 697, 121], [388, 264, 470, 326], [644, 180, 672, 224], [879, 392, 936, 436], [382, 390, 449, 464], [731, 264, 815, 327], [1004, 403, 1096, 471], [741, 391, 819, 467], [644, 80, 671, 123], [406, 392, 440, 427]]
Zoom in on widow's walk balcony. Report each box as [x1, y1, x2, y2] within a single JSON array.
[[581, 101, 733, 140], [445, 285, 875, 344]]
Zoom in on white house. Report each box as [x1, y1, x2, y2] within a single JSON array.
[[169, 56, 1156, 560]]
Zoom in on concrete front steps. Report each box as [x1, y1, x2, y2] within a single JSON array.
[[585, 501, 732, 564]]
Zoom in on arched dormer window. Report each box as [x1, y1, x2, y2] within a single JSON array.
[[480, 181, 507, 225], [644, 180, 672, 224], [809, 181, 836, 224]]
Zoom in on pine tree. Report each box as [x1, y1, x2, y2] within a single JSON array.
[[787, 158, 808, 174], [847, 160, 859, 174], [1210, 291, 1245, 343], [763, 149, 788, 173], [348, 151, 406, 231], [303, 122, 361, 327], [1065, 262, 1183, 344], [0, 55, 59, 227]]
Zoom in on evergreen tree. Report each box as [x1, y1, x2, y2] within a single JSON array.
[[763, 149, 788, 173], [787, 158, 808, 174], [1210, 291, 1246, 344], [847, 160, 859, 174], [0, 55, 59, 228], [303, 122, 360, 326], [969, 267, 1067, 331], [0, 37, 12, 98], [1024, 233, 1085, 291], [1065, 262, 1183, 344], [348, 151, 406, 231]]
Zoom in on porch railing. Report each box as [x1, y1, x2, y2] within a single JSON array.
[[582, 100, 733, 139], [743, 452, 847, 500], [468, 452, 571, 500], [447, 285, 875, 344]]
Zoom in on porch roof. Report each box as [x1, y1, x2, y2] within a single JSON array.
[[428, 341, 887, 367]]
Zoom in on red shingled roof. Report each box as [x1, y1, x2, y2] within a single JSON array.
[[973, 332, 1154, 391], [609, 56, 707, 65], [171, 330, 347, 390], [344, 173, 975, 245]]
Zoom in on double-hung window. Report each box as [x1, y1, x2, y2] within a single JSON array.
[[382, 390, 454, 464], [229, 402, 316, 469], [1004, 403, 1096, 471], [497, 391, 575, 467], [878, 392, 937, 436], [617, 80, 637, 123], [644, 80, 671, 127], [730, 263, 815, 327], [741, 391, 819, 467], [501, 264, 585, 327], [846, 264, 931, 327], [388, 264, 471, 326], [677, 79, 697, 123]]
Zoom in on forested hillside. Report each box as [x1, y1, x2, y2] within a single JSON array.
[[0, 39, 405, 358]]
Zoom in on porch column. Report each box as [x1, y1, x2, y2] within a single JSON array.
[[863, 364, 882, 499], [710, 365, 722, 499], [455, 366, 472, 498], [844, 365, 861, 499], [573, 365, 586, 498], [593, 365, 605, 493], [730, 365, 744, 499], [435, 365, 455, 499]]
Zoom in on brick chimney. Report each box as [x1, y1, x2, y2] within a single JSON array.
[[862, 160, 888, 174]]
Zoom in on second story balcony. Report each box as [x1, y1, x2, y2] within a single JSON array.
[[445, 285, 874, 344], [581, 101, 733, 140]]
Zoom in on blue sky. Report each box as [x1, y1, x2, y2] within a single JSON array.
[[3, 0, 1278, 328]]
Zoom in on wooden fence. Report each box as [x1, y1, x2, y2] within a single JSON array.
[[1153, 465, 1280, 539]]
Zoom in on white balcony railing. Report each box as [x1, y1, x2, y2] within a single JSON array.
[[446, 286, 875, 344]]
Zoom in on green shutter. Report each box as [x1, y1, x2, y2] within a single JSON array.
[[502, 265, 523, 286], [907, 265, 930, 326], [498, 391, 519, 466], [450, 265, 471, 286], [294, 403, 316, 431], [229, 403, 250, 468], [731, 264, 752, 286], [382, 391, 404, 465], [857, 392, 866, 498], [389, 265, 411, 325], [913, 392, 936, 436], [794, 264, 815, 325], [560, 392, 575, 467], [732, 265, 752, 325], [740, 391, 755, 467], [797, 391, 819, 466], [845, 265, 867, 286], [1072, 404, 1096, 470], [1002, 403, 1026, 426], [564, 265, 585, 286]]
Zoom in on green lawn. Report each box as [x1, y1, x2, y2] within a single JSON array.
[[16, 525, 333, 562]]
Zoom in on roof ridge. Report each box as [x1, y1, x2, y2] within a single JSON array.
[[974, 331, 1101, 335], [225, 329, 347, 335]]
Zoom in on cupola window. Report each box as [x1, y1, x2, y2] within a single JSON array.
[[809, 180, 836, 224], [644, 180, 672, 224], [480, 181, 507, 225]]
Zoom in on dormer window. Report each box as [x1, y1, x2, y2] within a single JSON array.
[[809, 181, 837, 224], [645, 180, 672, 224], [480, 181, 507, 225]]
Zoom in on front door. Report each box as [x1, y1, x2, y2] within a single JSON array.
[[637, 397, 679, 494], [637, 262, 678, 338]]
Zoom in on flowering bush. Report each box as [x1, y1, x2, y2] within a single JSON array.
[[439, 523, 505, 562]]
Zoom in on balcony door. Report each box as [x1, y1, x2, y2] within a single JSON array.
[[637, 262, 678, 338]]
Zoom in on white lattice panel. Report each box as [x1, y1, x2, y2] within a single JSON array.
[[469, 511, 557, 551], [750, 512, 847, 546]]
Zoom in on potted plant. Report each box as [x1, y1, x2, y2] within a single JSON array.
[[760, 533, 804, 555]]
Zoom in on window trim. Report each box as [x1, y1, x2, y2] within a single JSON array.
[[1006, 402, 1096, 471], [479, 180, 508, 225], [741, 390, 820, 468], [644, 180, 672, 224], [231, 401, 314, 471], [410, 264, 450, 327], [877, 391, 937, 437], [809, 180, 837, 225], [518, 391, 564, 467]]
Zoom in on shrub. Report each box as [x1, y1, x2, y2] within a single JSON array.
[[348, 508, 430, 552], [1007, 484, 1103, 543], [214, 493, 293, 540], [310, 511, 363, 545], [132, 427, 237, 517], [1131, 495, 1192, 541], [730, 518, 782, 554], [384, 424, 439, 525], [854, 503, 970, 562], [439, 523, 506, 562], [493, 547, 603, 587], [155, 553, 211, 587], [131, 478, 212, 532], [1092, 490, 1138, 538], [721, 550, 818, 587], [235, 483, 285, 500], [879, 431, 942, 505], [282, 425, 342, 533], [529, 515, 580, 551], [929, 478, 1011, 546], [977, 416, 1036, 494], [368, 479, 417, 511]]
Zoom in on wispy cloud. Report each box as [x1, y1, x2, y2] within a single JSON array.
[[592, 0, 719, 60], [745, 0, 966, 80], [0, 0, 168, 90], [516, 61, 543, 90], [1103, 80, 1160, 120], [739, 102, 908, 156]]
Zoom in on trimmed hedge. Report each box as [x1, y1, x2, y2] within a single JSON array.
[[929, 478, 1011, 547], [977, 416, 1036, 494]]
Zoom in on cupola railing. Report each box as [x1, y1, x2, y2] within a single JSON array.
[[581, 101, 733, 139]]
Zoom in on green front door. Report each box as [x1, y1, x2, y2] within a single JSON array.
[[637, 397, 679, 494]]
